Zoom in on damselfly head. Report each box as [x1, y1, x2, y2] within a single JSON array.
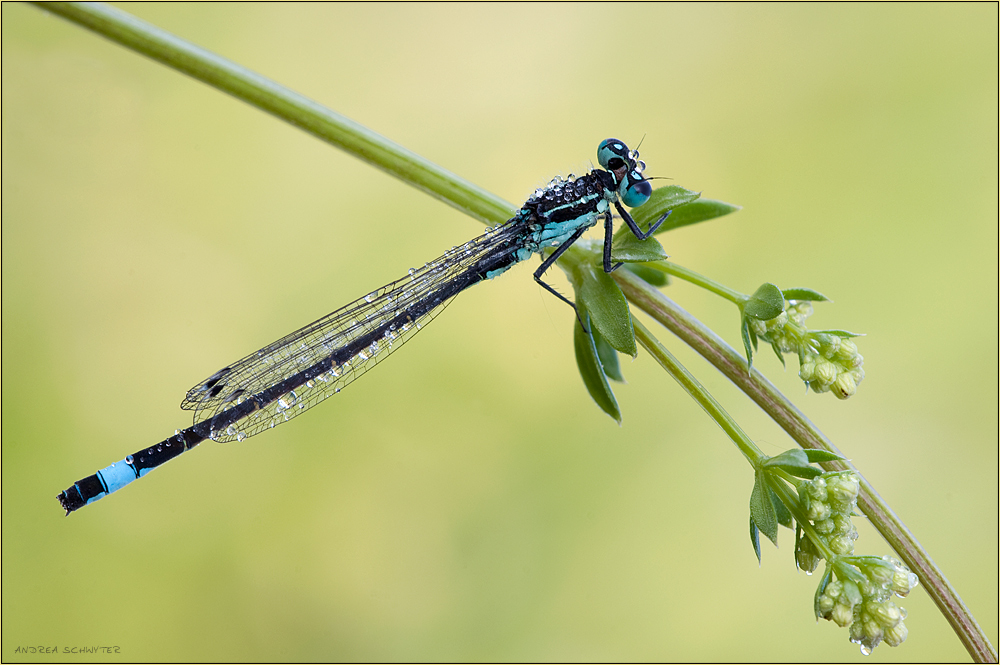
[[598, 138, 652, 209]]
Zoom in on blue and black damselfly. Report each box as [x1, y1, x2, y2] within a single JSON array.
[[57, 138, 667, 514]]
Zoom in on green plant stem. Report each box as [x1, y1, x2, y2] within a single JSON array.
[[632, 319, 762, 465], [648, 260, 745, 303], [635, 320, 835, 562], [614, 268, 997, 663], [32, 2, 516, 227], [32, 4, 996, 661]]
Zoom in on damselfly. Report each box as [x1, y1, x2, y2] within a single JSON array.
[[57, 138, 667, 514]]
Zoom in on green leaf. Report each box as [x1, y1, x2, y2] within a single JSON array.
[[622, 263, 669, 287], [811, 329, 865, 338], [740, 315, 755, 371], [764, 449, 809, 468], [563, 244, 637, 358], [651, 198, 742, 235], [593, 327, 625, 382], [610, 232, 668, 263], [744, 283, 786, 321], [783, 466, 822, 480], [576, 263, 637, 357], [629, 185, 702, 231], [750, 471, 779, 546], [770, 341, 786, 367], [765, 449, 822, 479], [750, 516, 762, 564], [782, 287, 830, 303], [573, 308, 621, 423], [770, 486, 793, 528], [804, 450, 847, 464]]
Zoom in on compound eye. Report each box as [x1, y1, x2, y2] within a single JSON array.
[[597, 138, 630, 170], [620, 175, 652, 208]]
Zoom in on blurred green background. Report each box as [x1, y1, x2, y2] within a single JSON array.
[[3, 3, 996, 661]]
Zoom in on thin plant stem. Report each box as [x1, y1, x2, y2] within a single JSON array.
[[632, 319, 762, 465], [634, 318, 840, 562], [648, 260, 745, 303]]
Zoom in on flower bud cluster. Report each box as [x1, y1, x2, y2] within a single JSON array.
[[799, 334, 865, 400], [798, 471, 919, 653], [798, 472, 861, 560], [750, 301, 865, 399], [816, 556, 919, 654]]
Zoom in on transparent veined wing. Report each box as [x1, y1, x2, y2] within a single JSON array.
[[180, 221, 522, 442]]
